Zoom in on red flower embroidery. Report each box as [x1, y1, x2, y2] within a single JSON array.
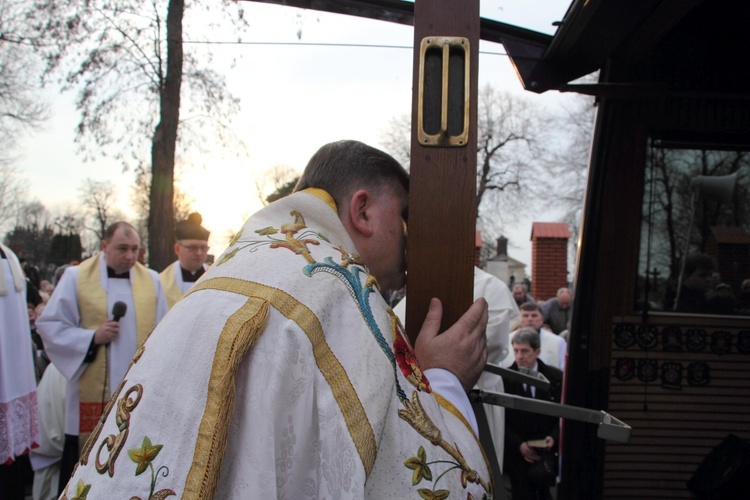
[[394, 331, 431, 393]]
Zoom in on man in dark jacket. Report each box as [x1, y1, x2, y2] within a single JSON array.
[[504, 328, 563, 500]]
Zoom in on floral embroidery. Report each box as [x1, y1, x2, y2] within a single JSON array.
[[216, 247, 239, 266], [418, 489, 450, 500], [404, 445, 433, 485], [129, 436, 163, 476], [61, 479, 91, 500], [392, 315, 431, 393], [127, 436, 175, 499], [255, 226, 278, 236], [399, 392, 490, 495], [216, 211, 327, 266]]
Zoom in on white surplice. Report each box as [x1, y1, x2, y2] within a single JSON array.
[[0, 244, 40, 464]]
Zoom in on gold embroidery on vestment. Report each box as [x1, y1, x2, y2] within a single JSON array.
[[183, 295, 269, 499], [183, 277, 378, 480], [95, 383, 143, 477]]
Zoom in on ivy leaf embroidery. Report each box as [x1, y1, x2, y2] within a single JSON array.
[[255, 226, 278, 236], [216, 247, 239, 266], [128, 436, 164, 476], [70, 479, 91, 500], [418, 488, 450, 499], [404, 445, 433, 485], [151, 489, 177, 499], [228, 230, 244, 246]]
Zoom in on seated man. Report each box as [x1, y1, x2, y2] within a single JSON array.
[[503, 302, 567, 372], [504, 328, 562, 500], [62, 140, 493, 498]]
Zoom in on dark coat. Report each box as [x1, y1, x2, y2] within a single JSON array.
[[503, 359, 563, 478]]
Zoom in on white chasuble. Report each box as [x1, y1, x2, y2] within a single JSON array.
[[64, 190, 493, 499]]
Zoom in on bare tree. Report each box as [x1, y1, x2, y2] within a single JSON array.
[[379, 85, 552, 262], [378, 114, 411, 168], [255, 164, 300, 206], [26, 0, 250, 270], [0, 0, 49, 160], [0, 164, 29, 235], [542, 94, 597, 266], [474, 85, 549, 224], [78, 178, 121, 244]]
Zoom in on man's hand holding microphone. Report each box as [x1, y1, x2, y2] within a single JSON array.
[[94, 301, 127, 345]]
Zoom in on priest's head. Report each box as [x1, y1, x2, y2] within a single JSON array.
[[174, 212, 210, 272], [102, 222, 140, 274], [295, 140, 409, 292]]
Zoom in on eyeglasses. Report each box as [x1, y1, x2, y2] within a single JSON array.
[[179, 243, 210, 253]]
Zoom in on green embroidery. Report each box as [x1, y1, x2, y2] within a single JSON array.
[[67, 479, 91, 500], [401, 394, 491, 497], [127, 436, 175, 499], [418, 489, 450, 499], [404, 445, 433, 485], [216, 211, 328, 266]]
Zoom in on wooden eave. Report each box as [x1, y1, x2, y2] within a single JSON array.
[[244, 0, 742, 98]]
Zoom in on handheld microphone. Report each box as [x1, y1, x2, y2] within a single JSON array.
[[112, 301, 127, 322]]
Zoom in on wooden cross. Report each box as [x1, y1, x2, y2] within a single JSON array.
[[404, 0, 479, 342]]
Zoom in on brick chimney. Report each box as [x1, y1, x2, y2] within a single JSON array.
[[496, 236, 508, 257], [531, 222, 570, 302]]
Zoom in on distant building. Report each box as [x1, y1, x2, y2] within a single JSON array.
[[483, 234, 528, 286]]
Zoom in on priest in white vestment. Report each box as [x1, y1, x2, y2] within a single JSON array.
[[61, 141, 496, 499], [159, 212, 211, 309], [36, 222, 167, 494], [0, 243, 40, 498]]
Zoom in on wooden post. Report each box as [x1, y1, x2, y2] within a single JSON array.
[[405, 0, 479, 343]]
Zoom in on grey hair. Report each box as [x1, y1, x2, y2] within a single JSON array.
[[512, 327, 541, 350]]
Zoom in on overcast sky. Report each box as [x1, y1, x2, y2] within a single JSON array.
[[16, 0, 574, 265]]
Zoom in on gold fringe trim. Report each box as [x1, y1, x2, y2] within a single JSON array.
[[183, 297, 270, 500]]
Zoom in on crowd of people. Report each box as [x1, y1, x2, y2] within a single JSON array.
[[1, 211, 212, 498]]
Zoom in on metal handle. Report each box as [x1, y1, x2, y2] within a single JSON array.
[[417, 36, 470, 147]]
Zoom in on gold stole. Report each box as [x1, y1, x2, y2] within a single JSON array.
[[76, 255, 156, 444], [159, 262, 183, 310]]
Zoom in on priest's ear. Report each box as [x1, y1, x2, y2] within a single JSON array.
[[346, 189, 375, 238]]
